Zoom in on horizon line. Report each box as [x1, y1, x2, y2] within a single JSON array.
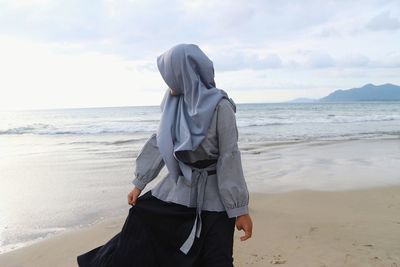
[[0, 100, 293, 112]]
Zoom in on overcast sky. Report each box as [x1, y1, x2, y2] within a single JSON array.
[[0, 0, 399, 110]]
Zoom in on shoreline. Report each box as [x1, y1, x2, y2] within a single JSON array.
[[1, 184, 400, 267]]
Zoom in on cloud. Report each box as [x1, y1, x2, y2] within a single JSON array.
[[366, 11, 400, 31], [0, 36, 164, 109], [302, 52, 400, 69], [313, 27, 341, 38], [340, 54, 370, 67], [0, 0, 400, 108], [307, 53, 336, 68], [0, 0, 353, 58], [212, 51, 282, 71], [0, 0, 189, 58]]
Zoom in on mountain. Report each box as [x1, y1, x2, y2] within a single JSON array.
[[319, 83, 400, 102]]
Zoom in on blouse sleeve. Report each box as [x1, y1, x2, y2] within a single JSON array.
[[216, 100, 250, 218], [132, 133, 165, 190]]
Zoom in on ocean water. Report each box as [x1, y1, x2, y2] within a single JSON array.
[[1, 102, 400, 141], [1, 102, 400, 253]]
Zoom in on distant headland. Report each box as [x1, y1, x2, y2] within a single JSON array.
[[289, 83, 400, 103]]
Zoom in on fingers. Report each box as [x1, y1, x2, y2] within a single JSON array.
[[236, 218, 253, 241], [130, 197, 137, 206], [240, 225, 252, 241], [128, 187, 142, 206], [127, 192, 138, 206]]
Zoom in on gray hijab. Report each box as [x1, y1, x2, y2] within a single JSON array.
[[156, 43, 235, 184]]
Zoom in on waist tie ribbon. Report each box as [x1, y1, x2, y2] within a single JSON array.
[[179, 167, 216, 255]]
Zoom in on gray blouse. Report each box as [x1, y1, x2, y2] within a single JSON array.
[[132, 98, 249, 254]]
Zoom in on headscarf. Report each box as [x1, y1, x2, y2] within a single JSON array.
[[156, 43, 234, 184]]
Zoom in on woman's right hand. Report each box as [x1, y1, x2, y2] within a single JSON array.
[[236, 214, 253, 241], [128, 187, 142, 206]]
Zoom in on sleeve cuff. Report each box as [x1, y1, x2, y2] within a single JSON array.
[[132, 177, 146, 191], [226, 205, 249, 218]]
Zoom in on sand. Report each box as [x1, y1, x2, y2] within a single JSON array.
[[234, 186, 400, 267], [1, 185, 399, 267]]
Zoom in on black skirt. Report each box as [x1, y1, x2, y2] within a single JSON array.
[[76, 190, 236, 267]]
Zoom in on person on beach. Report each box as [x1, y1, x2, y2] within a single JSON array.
[[77, 43, 253, 267]]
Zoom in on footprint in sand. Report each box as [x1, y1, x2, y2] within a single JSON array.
[[270, 254, 287, 264], [308, 226, 319, 234]]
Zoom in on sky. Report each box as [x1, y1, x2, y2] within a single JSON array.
[[0, 0, 399, 110]]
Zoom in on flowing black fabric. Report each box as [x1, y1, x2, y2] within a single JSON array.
[[76, 191, 235, 267]]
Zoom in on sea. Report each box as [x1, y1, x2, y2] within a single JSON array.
[[1, 102, 399, 253]]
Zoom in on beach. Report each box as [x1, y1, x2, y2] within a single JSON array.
[[1, 0, 400, 265], [0, 137, 399, 266], [0, 184, 399, 267], [1, 103, 400, 266]]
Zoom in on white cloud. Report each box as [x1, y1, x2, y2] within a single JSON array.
[[313, 27, 341, 38], [212, 51, 282, 71], [0, 37, 165, 110], [366, 10, 400, 31], [0, 0, 399, 108], [308, 53, 336, 68], [339, 54, 370, 67]]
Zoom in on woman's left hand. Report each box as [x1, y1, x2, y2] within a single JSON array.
[[235, 214, 253, 241]]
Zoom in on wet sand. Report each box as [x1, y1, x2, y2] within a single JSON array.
[[1, 185, 400, 267]]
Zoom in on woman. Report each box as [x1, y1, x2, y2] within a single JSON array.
[[77, 43, 253, 267]]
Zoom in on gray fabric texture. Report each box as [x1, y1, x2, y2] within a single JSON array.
[[132, 98, 249, 254], [156, 43, 231, 187], [132, 98, 249, 218]]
